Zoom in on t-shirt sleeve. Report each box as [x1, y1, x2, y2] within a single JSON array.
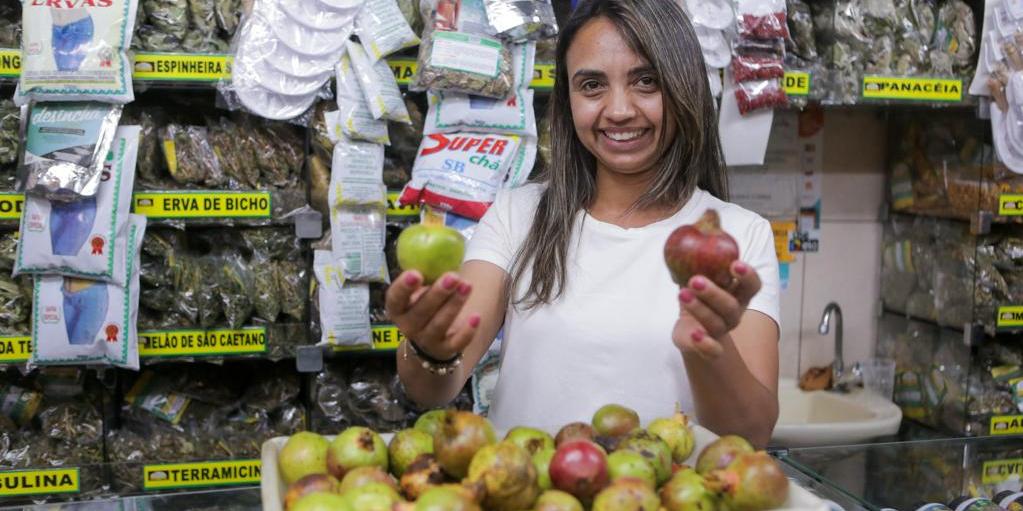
[[743, 217, 781, 330], [463, 189, 516, 272]]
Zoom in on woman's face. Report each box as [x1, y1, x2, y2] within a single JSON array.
[[566, 17, 668, 178]]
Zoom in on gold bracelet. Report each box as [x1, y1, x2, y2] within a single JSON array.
[[403, 339, 462, 376]]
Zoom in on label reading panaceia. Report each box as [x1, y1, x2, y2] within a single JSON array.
[[862, 76, 963, 102], [142, 460, 260, 490]]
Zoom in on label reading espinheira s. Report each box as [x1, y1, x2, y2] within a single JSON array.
[[862, 76, 963, 102], [132, 53, 232, 82], [998, 306, 1023, 330], [991, 415, 1023, 435], [133, 191, 271, 219], [0, 336, 31, 363], [139, 327, 267, 357], [982, 458, 1023, 484], [143, 460, 261, 490], [0, 468, 79, 497]]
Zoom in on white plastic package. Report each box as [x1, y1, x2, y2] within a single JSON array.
[[336, 52, 391, 144], [30, 214, 146, 370], [330, 205, 389, 282], [279, 0, 359, 31], [14, 125, 140, 285], [330, 136, 386, 206], [268, 0, 351, 58], [355, 0, 420, 61], [314, 250, 372, 347], [503, 135, 536, 189], [399, 132, 522, 219], [346, 40, 412, 124], [16, 0, 139, 104]]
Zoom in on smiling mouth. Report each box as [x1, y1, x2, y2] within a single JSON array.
[[601, 129, 649, 142]]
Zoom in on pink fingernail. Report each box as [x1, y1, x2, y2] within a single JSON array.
[[404, 273, 420, 286], [691, 277, 707, 291], [442, 276, 457, 290], [679, 289, 695, 304], [692, 330, 704, 343], [468, 315, 481, 328], [457, 282, 471, 296], [735, 263, 749, 275]]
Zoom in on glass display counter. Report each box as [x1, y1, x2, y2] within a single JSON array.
[[0, 487, 261, 510]]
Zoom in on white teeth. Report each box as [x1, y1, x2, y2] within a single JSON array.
[[604, 130, 643, 141]]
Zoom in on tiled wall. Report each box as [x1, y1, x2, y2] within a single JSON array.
[[775, 110, 888, 380]]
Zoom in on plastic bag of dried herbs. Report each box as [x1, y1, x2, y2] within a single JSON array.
[[144, 0, 190, 40], [161, 124, 225, 186], [275, 259, 307, 322], [219, 253, 256, 329], [240, 228, 301, 261]]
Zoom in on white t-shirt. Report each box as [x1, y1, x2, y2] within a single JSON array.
[[464, 183, 780, 432]]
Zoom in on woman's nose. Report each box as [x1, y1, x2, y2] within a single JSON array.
[[603, 88, 637, 123]]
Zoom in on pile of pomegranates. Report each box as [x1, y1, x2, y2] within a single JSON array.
[[277, 404, 790, 511]]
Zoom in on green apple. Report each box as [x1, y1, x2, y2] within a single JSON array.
[[291, 492, 351, 511], [278, 432, 330, 485], [396, 224, 465, 284]]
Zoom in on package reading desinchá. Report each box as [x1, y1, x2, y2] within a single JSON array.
[[314, 250, 371, 347], [31, 215, 146, 371], [15, 126, 141, 285], [330, 205, 388, 282], [356, 0, 420, 61], [399, 132, 522, 219], [336, 53, 390, 144], [17, 0, 139, 104], [330, 137, 386, 206], [124, 371, 191, 424], [483, 0, 557, 42], [346, 40, 412, 124], [18, 102, 123, 202]]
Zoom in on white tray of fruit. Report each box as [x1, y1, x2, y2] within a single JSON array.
[[261, 405, 829, 511]]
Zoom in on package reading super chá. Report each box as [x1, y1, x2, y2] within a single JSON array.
[[31, 214, 146, 370], [399, 132, 522, 220], [314, 250, 371, 347], [17, 0, 140, 104], [14, 125, 140, 285]]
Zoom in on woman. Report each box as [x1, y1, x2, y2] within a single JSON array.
[[387, 0, 780, 447]]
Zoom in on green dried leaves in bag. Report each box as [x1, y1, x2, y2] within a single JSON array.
[[252, 254, 281, 322], [161, 124, 222, 186], [136, 24, 183, 52], [144, 0, 189, 39], [219, 254, 255, 329], [215, 0, 240, 35], [275, 259, 306, 322], [196, 256, 223, 328]]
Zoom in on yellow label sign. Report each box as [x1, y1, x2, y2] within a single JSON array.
[[387, 191, 420, 217], [998, 306, 1023, 330], [133, 53, 231, 81], [139, 327, 267, 358], [0, 49, 19, 78], [133, 191, 272, 219], [532, 64, 555, 89], [0, 468, 79, 497], [0, 336, 31, 363], [143, 460, 260, 490], [389, 58, 554, 89], [783, 72, 811, 96], [983, 458, 1023, 484], [1000, 194, 1023, 216], [771, 220, 797, 263], [0, 192, 24, 220], [862, 76, 963, 102], [333, 325, 406, 352], [991, 415, 1023, 435]]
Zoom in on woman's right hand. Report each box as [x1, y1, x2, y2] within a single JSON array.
[[385, 269, 482, 361]]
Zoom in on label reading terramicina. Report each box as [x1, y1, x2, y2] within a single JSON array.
[[143, 460, 261, 490]]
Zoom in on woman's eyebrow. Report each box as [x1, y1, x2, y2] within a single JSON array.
[[628, 65, 656, 78], [572, 69, 606, 81]]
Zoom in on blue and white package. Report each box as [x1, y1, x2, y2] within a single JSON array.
[[16, 0, 139, 104], [14, 125, 140, 285], [18, 102, 123, 202], [30, 214, 145, 370]]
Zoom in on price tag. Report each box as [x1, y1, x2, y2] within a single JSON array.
[[133, 191, 272, 219], [998, 306, 1023, 330], [143, 460, 260, 490], [783, 72, 811, 96], [0, 336, 31, 364], [999, 194, 1023, 216], [0, 48, 19, 78], [982, 458, 1023, 484], [387, 191, 420, 218], [0, 468, 80, 497], [0, 192, 24, 220], [139, 327, 267, 358], [133, 53, 231, 82], [991, 415, 1023, 435], [862, 76, 963, 102]]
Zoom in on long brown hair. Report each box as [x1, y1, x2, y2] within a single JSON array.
[[510, 0, 728, 309]]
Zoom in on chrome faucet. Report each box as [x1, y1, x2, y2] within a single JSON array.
[[819, 302, 847, 389]]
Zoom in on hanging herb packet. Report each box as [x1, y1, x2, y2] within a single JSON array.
[[330, 205, 389, 282], [336, 52, 391, 145], [314, 250, 372, 347], [347, 40, 413, 124], [355, 0, 420, 61], [330, 136, 387, 207]]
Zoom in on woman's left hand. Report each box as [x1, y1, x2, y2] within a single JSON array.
[[672, 260, 762, 359]]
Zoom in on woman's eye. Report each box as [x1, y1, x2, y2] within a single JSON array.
[[637, 76, 658, 88], [581, 80, 601, 91]]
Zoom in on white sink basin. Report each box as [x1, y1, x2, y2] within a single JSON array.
[[771, 377, 902, 448]]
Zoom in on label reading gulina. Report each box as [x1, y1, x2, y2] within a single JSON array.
[[0, 336, 31, 363], [139, 327, 267, 357], [133, 191, 271, 219], [991, 415, 1023, 435], [0, 468, 79, 497], [142, 460, 260, 490]]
